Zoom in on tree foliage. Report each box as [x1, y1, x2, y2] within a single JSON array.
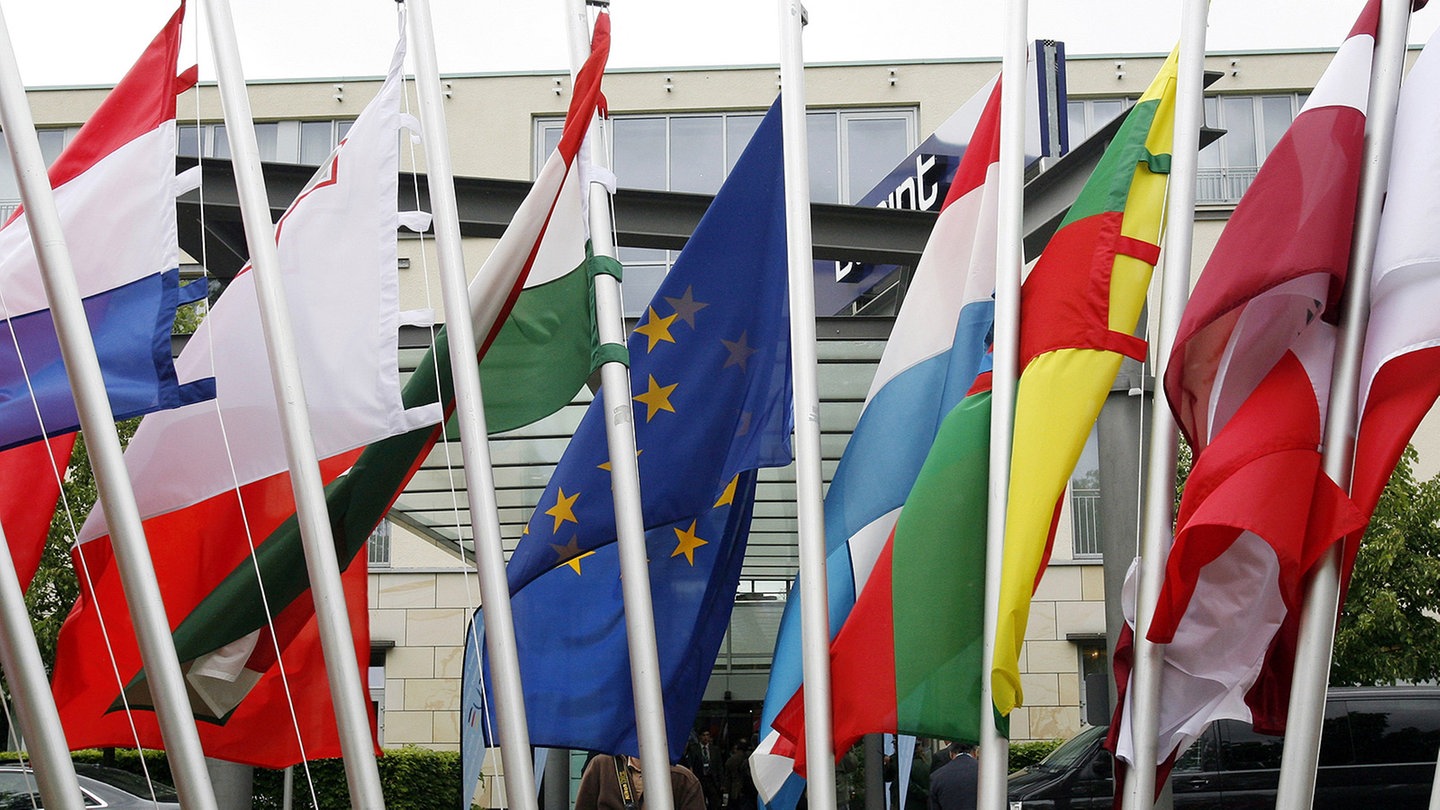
[[1332, 445, 1440, 686]]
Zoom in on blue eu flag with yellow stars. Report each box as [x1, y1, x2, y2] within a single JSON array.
[[462, 99, 794, 767]]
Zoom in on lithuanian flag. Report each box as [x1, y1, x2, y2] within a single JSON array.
[[991, 49, 1178, 719]]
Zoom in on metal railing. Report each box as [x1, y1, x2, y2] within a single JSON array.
[[1071, 487, 1102, 557], [1196, 166, 1259, 204]]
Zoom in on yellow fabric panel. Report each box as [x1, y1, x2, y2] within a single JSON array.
[[992, 348, 1123, 716]]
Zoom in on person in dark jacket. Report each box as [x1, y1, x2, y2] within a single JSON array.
[[929, 743, 978, 810], [575, 754, 706, 810]]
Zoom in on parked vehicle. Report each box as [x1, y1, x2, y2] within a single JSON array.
[[1007, 686, 1440, 809], [0, 763, 181, 809]]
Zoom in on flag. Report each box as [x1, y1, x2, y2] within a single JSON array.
[[1111, 1, 1382, 775], [992, 49, 1178, 718], [753, 81, 1002, 796], [463, 98, 794, 779], [0, 1, 214, 455], [0, 3, 212, 589], [1354, 21, 1440, 543], [53, 16, 614, 767], [51, 25, 443, 766]]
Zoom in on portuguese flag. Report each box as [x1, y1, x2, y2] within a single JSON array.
[[991, 48, 1178, 719]]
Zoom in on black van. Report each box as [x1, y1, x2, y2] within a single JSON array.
[[1006, 686, 1440, 809]]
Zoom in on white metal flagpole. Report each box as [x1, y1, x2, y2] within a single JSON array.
[[1276, 0, 1411, 807], [776, 1, 837, 806], [562, 4, 677, 806], [198, 1, 385, 806], [0, 6, 218, 809], [0, 517, 85, 810], [978, 1, 1027, 808], [1123, 3, 1208, 809], [404, 0, 540, 806]]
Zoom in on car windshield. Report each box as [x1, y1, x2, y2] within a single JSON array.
[[1033, 725, 1108, 772], [74, 764, 179, 802]]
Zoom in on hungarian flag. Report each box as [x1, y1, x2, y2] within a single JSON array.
[[49, 14, 613, 770], [758, 81, 1001, 789], [1112, 0, 1384, 774], [992, 50, 1178, 719], [0, 2, 213, 591]]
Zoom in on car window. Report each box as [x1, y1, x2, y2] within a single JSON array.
[[1219, 721, 1285, 771], [1346, 699, 1440, 766], [1172, 727, 1218, 774], [1033, 725, 1107, 772]]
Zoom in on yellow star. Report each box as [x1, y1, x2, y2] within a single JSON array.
[[714, 474, 739, 508], [598, 449, 643, 472], [633, 307, 677, 353], [633, 375, 678, 422], [549, 536, 596, 575], [671, 520, 708, 566], [544, 487, 580, 533]]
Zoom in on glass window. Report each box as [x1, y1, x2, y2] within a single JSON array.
[[670, 116, 724, 194], [299, 120, 335, 165], [178, 124, 200, 158], [0, 134, 18, 199], [1173, 727, 1219, 774], [806, 111, 839, 203], [212, 124, 231, 159], [1066, 99, 1086, 150], [1070, 426, 1101, 557], [37, 129, 66, 166], [724, 115, 762, 174], [540, 122, 563, 164], [845, 116, 910, 204], [1221, 96, 1257, 170], [253, 121, 280, 162], [613, 117, 667, 190], [1261, 96, 1293, 157], [1347, 699, 1440, 766], [1219, 720, 1285, 771]]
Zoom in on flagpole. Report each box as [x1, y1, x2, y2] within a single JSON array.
[[0, 520, 85, 810], [777, 2, 837, 805], [1123, 3, 1208, 809], [562, 5, 677, 803], [404, 1, 541, 807], [0, 7, 219, 809], [198, 1, 385, 806], [1277, 1, 1410, 807], [979, 1, 1027, 808]]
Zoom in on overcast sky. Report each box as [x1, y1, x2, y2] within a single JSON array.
[[4, 1, 1438, 87]]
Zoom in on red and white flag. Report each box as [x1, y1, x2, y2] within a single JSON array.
[[51, 27, 438, 768], [1114, 0, 1382, 772]]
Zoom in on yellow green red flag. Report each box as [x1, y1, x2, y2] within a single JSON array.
[[991, 49, 1179, 719]]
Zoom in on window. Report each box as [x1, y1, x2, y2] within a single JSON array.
[[368, 520, 392, 567], [178, 119, 355, 165], [0, 126, 80, 209], [1070, 426, 1101, 558], [1345, 699, 1440, 766], [1196, 94, 1306, 203], [1075, 637, 1110, 726], [1066, 97, 1134, 148], [536, 108, 916, 315]]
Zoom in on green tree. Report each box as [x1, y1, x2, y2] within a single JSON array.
[[1331, 444, 1440, 685]]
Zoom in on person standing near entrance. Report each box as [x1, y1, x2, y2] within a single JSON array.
[[929, 743, 978, 810], [685, 730, 722, 809], [575, 754, 706, 810]]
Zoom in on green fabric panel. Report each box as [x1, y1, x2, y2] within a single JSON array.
[[891, 391, 990, 745], [1060, 97, 1164, 227], [165, 331, 454, 669], [480, 262, 599, 434], [589, 254, 623, 281], [593, 343, 630, 367]]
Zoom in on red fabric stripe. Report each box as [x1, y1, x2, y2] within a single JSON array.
[[1019, 211, 1151, 366], [771, 531, 900, 777], [940, 81, 1004, 210], [0, 434, 74, 590], [46, 3, 186, 190], [52, 451, 371, 767]]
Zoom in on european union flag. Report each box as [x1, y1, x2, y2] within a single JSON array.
[[462, 99, 793, 767]]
